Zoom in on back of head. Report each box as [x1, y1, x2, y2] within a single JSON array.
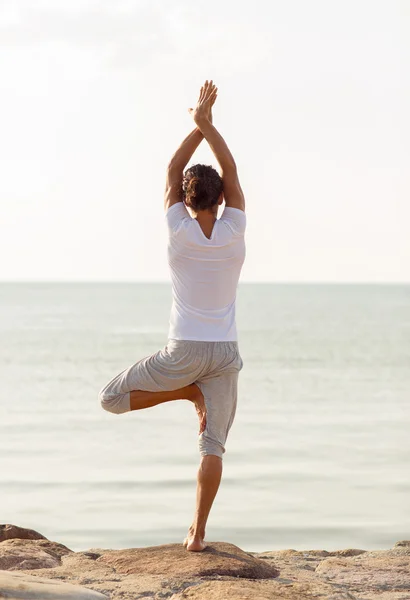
[[182, 164, 223, 212]]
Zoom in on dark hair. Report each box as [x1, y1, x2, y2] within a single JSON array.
[[182, 164, 223, 212]]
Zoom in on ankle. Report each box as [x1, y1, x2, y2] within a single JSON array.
[[189, 524, 205, 538]]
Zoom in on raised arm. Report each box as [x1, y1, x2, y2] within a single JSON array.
[[164, 90, 216, 212], [164, 128, 204, 211], [189, 80, 245, 212]]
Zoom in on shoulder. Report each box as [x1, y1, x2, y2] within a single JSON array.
[[219, 206, 246, 236], [165, 201, 190, 217], [165, 201, 192, 235]]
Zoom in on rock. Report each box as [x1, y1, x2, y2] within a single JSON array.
[[0, 524, 47, 543], [169, 579, 331, 599], [0, 569, 108, 599], [21, 550, 166, 599], [394, 540, 410, 547], [2, 525, 410, 600], [316, 546, 410, 592], [97, 541, 280, 579], [331, 548, 367, 558], [0, 538, 72, 571]]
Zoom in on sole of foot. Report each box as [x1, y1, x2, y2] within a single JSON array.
[[183, 534, 208, 552]]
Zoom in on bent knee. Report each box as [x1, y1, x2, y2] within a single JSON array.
[[99, 390, 130, 415], [198, 432, 225, 459]]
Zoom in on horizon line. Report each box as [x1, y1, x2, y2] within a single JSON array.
[[0, 280, 409, 285]]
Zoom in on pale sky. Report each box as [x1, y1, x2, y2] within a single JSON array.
[[1, 0, 408, 282]]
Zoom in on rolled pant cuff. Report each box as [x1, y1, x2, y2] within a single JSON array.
[[99, 392, 131, 415]]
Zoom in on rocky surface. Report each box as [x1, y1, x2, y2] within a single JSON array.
[[0, 525, 409, 600], [0, 570, 108, 599]]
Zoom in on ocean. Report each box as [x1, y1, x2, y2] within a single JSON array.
[[0, 282, 409, 553]]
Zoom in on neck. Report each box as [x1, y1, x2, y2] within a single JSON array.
[[194, 209, 217, 221]]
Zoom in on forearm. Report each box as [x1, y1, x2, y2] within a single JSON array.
[[167, 127, 204, 172], [194, 119, 236, 172]]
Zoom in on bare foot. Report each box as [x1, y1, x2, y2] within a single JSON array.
[[189, 383, 207, 435], [183, 526, 207, 552]]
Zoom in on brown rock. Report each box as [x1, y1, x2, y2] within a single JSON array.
[[97, 541, 280, 579], [0, 538, 72, 571], [169, 579, 328, 599], [394, 540, 410, 547], [21, 550, 166, 599], [316, 546, 410, 592], [332, 548, 367, 557], [0, 524, 47, 543], [0, 569, 108, 599], [2, 526, 409, 600]]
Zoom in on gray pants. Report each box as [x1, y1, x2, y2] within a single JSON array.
[[98, 339, 244, 459]]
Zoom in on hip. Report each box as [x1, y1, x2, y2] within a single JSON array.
[[166, 338, 243, 372]]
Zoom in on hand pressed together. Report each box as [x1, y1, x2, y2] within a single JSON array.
[[188, 80, 218, 125]]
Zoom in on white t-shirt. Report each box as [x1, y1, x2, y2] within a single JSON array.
[[165, 202, 246, 341]]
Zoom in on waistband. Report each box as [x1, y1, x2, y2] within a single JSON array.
[[167, 338, 239, 348]]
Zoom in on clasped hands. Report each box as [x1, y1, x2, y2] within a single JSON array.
[[188, 80, 218, 126]]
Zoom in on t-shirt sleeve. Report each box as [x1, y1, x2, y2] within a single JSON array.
[[220, 206, 247, 237], [165, 202, 191, 235]]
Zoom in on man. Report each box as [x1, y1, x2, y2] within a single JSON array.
[[99, 80, 246, 552]]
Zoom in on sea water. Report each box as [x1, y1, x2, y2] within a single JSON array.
[[0, 282, 409, 552]]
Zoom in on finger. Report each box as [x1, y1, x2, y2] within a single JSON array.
[[198, 80, 215, 105], [198, 81, 208, 102], [207, 89, 218, 106], [203, 80, 213, 93], [202, 93, 216, 107], [205, 83, 217, 101], [203, 80, 214, 95], [199, 82, 207, 103]]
